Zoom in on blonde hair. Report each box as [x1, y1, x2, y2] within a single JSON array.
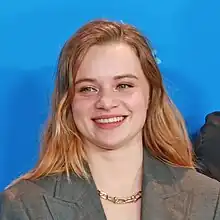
[[14, 19, 194, 183]]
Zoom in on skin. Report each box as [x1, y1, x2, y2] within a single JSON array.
[[71, 42, 150, 220], [72, 42, 150, 150]]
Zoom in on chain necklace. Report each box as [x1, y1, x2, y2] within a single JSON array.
[[97, 190, 142, 204]]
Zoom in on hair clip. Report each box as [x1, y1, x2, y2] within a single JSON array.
[[151, 49, 161, 64]]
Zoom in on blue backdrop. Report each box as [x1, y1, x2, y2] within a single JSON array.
[[1, 0, 220, 190]]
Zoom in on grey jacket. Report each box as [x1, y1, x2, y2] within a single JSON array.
[[1, 150, 220, 220]]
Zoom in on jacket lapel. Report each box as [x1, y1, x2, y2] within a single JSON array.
[[43, 173, 107, 220], [141, 150, 194, 220], [41, 149, 194, 220]]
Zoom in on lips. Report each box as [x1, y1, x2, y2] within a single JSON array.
[[91, 115, 128, 129], [94, 116, 125, 124]]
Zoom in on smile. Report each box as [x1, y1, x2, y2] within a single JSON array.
[[94, 116, 125, 124], [92, 116, 127, 129]]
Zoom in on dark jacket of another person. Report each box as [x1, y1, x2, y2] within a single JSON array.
[[194, 111, 220, 182]]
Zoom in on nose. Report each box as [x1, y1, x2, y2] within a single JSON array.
[[95, 89, 119, 110]]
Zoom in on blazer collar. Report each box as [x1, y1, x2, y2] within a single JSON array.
[[41, 149, 193, 220], [43, 168, 107, 220], [141, 149, 193, 219]]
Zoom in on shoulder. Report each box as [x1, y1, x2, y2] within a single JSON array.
[[2, 174, 59, 199], [169, 166, 220, 219], [156, 163, 220, 219], [0, 175, 59, 219], [170, 164, 220, 186], [170, 165, 220, 197], [146, 149, 220, 194]]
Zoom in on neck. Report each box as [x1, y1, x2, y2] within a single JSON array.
[[86, 139, 144, 197]]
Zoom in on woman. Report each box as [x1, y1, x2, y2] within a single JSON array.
[[1, 19, 220, 220]]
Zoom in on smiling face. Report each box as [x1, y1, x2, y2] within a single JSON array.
[[72, 42, 150, 150]]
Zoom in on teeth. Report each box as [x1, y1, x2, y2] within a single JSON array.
[[95, 116, 124, 124]]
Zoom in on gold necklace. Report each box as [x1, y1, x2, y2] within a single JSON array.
[[97, 190, 142, 204]]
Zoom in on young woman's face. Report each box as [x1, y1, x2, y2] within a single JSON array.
[[72, 42, 150, 150]]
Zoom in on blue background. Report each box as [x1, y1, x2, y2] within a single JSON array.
[[1, 0, 220, 190]]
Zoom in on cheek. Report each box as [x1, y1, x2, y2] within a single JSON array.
[[125, 91, 149, 112], [72, 96, 95, 118]]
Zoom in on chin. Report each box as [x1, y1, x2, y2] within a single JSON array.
[[93, 138, 129, 150]]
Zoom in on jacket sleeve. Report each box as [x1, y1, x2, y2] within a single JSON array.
[[0, 190, 29, 220]]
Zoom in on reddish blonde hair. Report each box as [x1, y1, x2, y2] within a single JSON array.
[[14, 19, 194, 182]]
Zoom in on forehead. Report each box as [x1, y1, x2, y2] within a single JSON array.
[[76, 42, 144, 80]]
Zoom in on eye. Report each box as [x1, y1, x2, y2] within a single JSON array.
[[79, 86, 98, 93], [116, 83, 133, 90]]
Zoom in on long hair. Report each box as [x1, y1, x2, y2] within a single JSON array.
[[15, 19, 194, 182]]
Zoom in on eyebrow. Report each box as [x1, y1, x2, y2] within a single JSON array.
[[75, 73, 138, 85], [114, 74, 138, 80]]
